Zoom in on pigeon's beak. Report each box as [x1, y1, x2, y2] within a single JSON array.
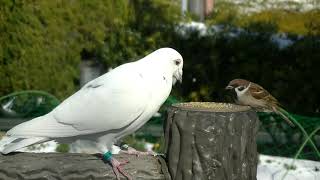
[[173, 68, 182, 84], [177, 70, 183, 83], [225, 85, 234, 90]]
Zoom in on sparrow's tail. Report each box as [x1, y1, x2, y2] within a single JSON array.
[[272, 106, 295, 127], [0, 136, 48, 154]]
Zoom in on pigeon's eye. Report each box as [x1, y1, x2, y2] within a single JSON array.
[[174, 59, 181, 66], [237, 86, 245, 91]]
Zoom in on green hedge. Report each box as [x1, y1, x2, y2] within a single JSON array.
[[0, 0, 180, 99], [0, 0, 129, 98], [94, 0, 180, 67]]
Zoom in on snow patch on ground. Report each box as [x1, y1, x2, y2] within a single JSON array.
[[258, 154, 320, 180]]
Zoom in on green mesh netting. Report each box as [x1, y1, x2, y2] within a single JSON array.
[[257, 112, 320, 161], [0, 90, 60, 130]]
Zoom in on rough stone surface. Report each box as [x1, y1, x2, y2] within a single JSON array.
[[164, 102, 260, 180], [0, 153, 169, 180]]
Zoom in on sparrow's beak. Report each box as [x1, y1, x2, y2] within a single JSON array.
[[225, 85, 234, 90]]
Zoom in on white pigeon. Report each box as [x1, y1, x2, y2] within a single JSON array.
[[0, 47, 183, 180]]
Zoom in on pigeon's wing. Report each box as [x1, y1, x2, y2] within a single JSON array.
[[7, 64, 150, 137], [53, 66, 150, 133], [249, 83, 279, 106]]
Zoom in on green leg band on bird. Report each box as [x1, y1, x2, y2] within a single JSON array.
[[102, 151, 113, 161]]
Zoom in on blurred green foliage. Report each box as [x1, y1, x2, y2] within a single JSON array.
[[55, 143, 70, 153], [0, 0, 180, 99], [94, 0, 181, 67], [2, 0, 319, 116], [178, 3, 320, 119], [258, 112, 320, 161], [171, 28, 320, 116], [208, 2, 320, 36]]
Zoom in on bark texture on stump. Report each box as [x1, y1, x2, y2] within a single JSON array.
[[164, 102, 259, 180], [0, 153, 169, 180]]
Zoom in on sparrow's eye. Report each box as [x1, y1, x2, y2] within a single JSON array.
[[237, 86, 245, 91]]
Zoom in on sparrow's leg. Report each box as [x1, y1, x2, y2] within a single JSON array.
[[101, 151, 132, 180], [120, 144, 162, 157]]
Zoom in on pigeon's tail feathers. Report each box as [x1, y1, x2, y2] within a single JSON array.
[[272, 106, 295, 127], [0, 136, 17, 152], [0, 136, 48, 154], [6, 114, 83, 137]]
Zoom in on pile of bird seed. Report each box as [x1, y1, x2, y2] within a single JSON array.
[[173, 102, 250, 112]]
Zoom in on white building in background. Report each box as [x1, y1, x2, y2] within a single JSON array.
[[181, 0, 215, 21]]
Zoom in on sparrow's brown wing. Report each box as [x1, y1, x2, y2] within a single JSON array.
[[249, 83, 280, 107], [249, 82, 294, 127]]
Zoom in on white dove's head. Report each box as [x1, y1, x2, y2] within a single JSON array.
[[145, 48, 183, 85]]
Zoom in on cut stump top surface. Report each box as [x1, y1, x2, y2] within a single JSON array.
[[172, 102, 251, 112]]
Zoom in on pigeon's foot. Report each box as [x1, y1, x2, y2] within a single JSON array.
[[101, 151, 132, 180], [109, 157, 131, 180], [120, 145, 159, 157]]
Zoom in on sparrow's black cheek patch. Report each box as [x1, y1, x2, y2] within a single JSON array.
[[223, 89, 237, 103]]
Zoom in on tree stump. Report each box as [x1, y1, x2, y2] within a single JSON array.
[[164, 102, 259, 180], [0, 153, 170, 180]]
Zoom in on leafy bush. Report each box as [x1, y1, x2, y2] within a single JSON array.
[[207, 3, 320, 36], [97, 0, 181, 67], [0, 0, 125, 98], [0, 0, 180, 99]]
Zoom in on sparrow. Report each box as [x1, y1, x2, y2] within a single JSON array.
[[225, 79, 294, 127]]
